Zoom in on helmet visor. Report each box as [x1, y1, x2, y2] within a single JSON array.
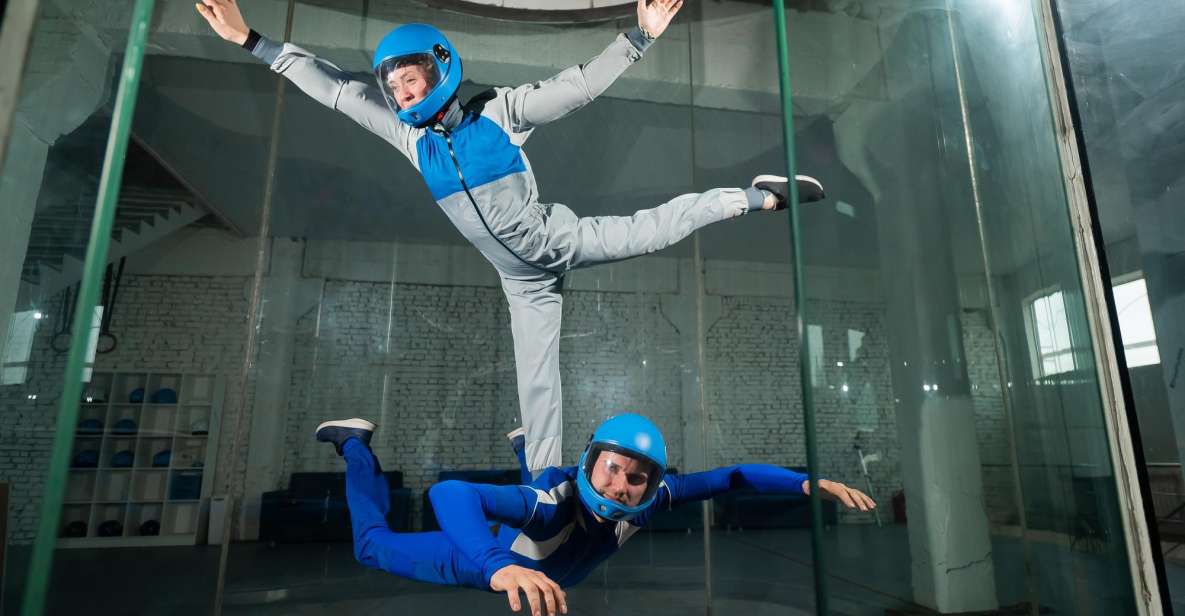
[[581, 444, 664, 509], [375, 53, 441, 111]]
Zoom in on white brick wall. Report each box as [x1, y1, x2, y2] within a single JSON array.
[[0, 275, 250, 543], [279, 280, 683, 527], [94, 275, 256, 505], [704, 296, 901, 522], [704, 297, 1013, 524], [1, 270, 1018, 540], [963, 310, 1018, 524]]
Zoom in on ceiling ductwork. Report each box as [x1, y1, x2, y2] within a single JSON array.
[[420, 0, 636, 23], [419, 0, 901, 24]]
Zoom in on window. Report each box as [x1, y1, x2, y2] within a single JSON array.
[[82, 306, 103, 382], [1113, 276, 1160, 367], [808, 324, 825, 387], [2, 306, 103, 385], [1027, 289, 1075, 377], [2, 310, 42, 385], [847, 329, 865, 362]]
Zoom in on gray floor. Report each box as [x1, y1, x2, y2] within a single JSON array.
[[2, 526, 1151, 615]]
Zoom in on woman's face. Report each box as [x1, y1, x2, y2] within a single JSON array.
[[387, 63, 433, 109]]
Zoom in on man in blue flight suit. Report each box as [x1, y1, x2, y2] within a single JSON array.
[[197, 0, 829, 477], [313, 415, 876, 616]]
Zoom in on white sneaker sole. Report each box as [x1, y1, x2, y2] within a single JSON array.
[[506, 426, 526, 441], [315, 418, 376, 435], [752, 174, 824, 193]]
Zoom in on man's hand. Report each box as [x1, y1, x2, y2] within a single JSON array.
[[802, 479, 877, 512], [195, 0, 250, 46], [490, 565, 568, 616], [637, 0, 684, 40]]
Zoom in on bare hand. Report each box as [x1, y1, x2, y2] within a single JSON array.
[[195, 0, 250, 46], [490, 565, 568, 616], [802, 479, 877, 512], [637, 0, 684, 40]]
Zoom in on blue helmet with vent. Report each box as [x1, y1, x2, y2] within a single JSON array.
[[576, 414, 668, 522], [373, 24, 462, 128]]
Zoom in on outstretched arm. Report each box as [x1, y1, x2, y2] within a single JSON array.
[[660, 465, 877, 512], [195, 0, 411, 156], [428, 480, 535, 582], [503, 0, 684, 132], [428, 481, 568, 616]]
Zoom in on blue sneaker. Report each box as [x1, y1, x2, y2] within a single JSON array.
[[315, 418, 376, 455], [751, 174, 826, 210]]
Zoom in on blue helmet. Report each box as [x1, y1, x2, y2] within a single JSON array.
[[372, 24, 462, 127], [576, 414, 668, 522]]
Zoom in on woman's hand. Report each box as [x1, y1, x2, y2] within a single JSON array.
[[195, 0, 250, 46], [637, 0, 684, 40], [802, 479, 878, 511], [490, 564, 568, 616]]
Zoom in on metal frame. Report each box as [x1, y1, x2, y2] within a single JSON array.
[[419, 0, 634, 24], [20, 1, 158, 613], [1033, 0, 1165, 613], [770, 2, 828, 614]]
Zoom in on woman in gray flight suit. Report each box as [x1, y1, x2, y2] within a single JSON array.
[[197, 0, 825, 473]]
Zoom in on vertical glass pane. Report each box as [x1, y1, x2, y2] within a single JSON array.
[[693, 0, 829, 611], [1054, 0, 1185, 610], [0, 0, 230, 612], [194, 1, 719, 614], [789, 1, 1140, 614]]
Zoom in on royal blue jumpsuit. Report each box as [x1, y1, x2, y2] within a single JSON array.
[[342, 437, 809, 588]]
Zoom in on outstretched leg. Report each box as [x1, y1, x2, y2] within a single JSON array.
[[316, 419, 487, 589], [500, 275, 564, 475], [562, 177, 824, 269]]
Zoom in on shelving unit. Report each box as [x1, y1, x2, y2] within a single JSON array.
[[59, 370, 224, 547]]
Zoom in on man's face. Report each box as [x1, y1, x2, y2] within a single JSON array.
[[589, 451, 651, 508], [387, 63, 433, 110]]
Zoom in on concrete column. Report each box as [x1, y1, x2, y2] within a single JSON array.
[[661, 257, 722, 473], [239, 239, 323, 540], [833, 12, 998, 612], [876, 186, 999, 611]]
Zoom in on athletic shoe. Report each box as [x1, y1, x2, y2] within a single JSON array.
[[315, 418, 376, 455], [751, 174, 826, 210]]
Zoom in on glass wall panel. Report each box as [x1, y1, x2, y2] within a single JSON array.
[[5, 0, 1157, 613], [690, 1, 835, 613], [791, 1, 1139, 614], [1053, 0, 1185, 612], [201, 1, 720, 614], [1, 1, 239, 613]]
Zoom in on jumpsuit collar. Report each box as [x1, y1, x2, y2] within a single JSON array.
[[433, 98, 463, 132]]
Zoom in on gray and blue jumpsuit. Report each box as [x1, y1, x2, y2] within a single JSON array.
[[249, 28, 764, 471]]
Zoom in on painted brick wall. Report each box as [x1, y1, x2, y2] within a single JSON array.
[[2, 271, 1018, 541], [92, 275, 255, 505], [703, 297, 1014, 524], [0, 275, 250, 543], [704, 296, 902, 523], [279, 281, 683, 527], [963, 310, 1019, 525]]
